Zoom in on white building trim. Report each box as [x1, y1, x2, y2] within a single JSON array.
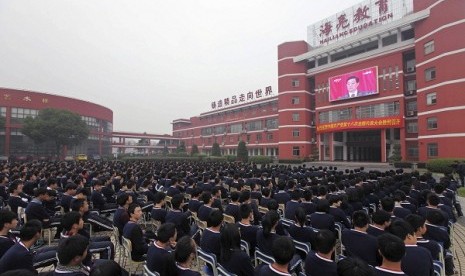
[[419, 133, 465, 139], [278, 73, 306, 79], [279, 125, 313, 128], [278, 108, 313, 112], [416, 48, 465, 68], [416, 18, 465, 43], [417, 78, 465, 93], [418, 105, 465, 116], [315, 94, 403, 110]]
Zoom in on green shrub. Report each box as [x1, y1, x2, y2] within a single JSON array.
[[426, 159, 465, 174], [279, 159, 304, 164], [249, 156, 273, 164], [394, 162, 426, 169], [224, 155, 237, 162], [458, 187, 465, 198]]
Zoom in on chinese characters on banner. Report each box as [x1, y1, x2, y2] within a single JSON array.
[[316, 117, 402, 133], [211, 86, 273, 110]]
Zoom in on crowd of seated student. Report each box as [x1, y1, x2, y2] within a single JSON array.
[[0, 159, 462, 276]]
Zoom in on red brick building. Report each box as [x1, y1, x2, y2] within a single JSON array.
[[0, 88, 113, 157]]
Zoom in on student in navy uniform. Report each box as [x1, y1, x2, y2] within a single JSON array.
[[258, 236, 294, 276], [146, 222, 177, 276], [0, 210, 18, 259], [260, 187, 273, 208], [284, 190, 301, 220], [175, 236, 200, 276], [0, 219, 44, 274], [424, 209, 451, 249], [300, 189, 316, 216], [60, 184, 78, 213], [53, 234, 90, 276], [367, 210, 391, 237], [273, 181, 291, 205], [187, 188, 202, 213], [404, 214, 441, 260], [309, 199, 335, 233], [224, 191, 241, 222], [219, 223, 255, 276], [166, 177, 182, 197], [197, 192, 215, 222], [387, 220, 434, 276], [256, 210, 281, 256], [328, 194, 351, 229], [151, 191, 167, 223], [237, 203, 258, 257], [392, 192, 412, 219], [200, 209, 223, 260], [417, 193, 450, 226], [113, 193, 132, 242], [304, 229, 338, 276], [375, 233, 408, 276], [239, 190, 262, 225], [342, 210, 379, 266], [7, 179, 28, 214], [122, 203, 148, 261], [25, 187, 62, 239], [288, 207, 316, 249], [165, 194, 191, 239], [211, 186, 224, 212], [91, 180, 117, 213], [337, 257, 376, 276], [71, 198, 113, 232]]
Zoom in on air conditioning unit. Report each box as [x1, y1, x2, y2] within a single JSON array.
[[406, 67, 415, 73], [311, 121, 315, 126], [407, 111, 417, 117], [406, 90, 416, 96], [202, 144, 205, 147], [221, 142, 225, 146], [223, 132, 227, 135], [311, 138, 316, 144], [263, 128, 268, 132], [242, 129, 247, 134], [255, 140, 259, 144]]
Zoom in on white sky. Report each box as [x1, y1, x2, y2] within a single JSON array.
[[0, 0, 362, 134]]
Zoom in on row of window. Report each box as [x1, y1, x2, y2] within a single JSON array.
[[319, 102, 400, 124], [200, 132, 275, 145], [200, 118, 279, 136], [407, 145, 437, 158]]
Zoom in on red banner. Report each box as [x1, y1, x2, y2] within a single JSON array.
[[316, 117, 403, 133]]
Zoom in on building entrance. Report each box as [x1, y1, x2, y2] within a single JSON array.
[[345, 130, 381, 162]]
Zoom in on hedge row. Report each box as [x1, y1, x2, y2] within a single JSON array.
[[426, 159, 465, 174]]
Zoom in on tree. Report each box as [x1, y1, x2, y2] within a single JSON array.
[[22, 108, 89, 156], [237, 140, 248, 162], [176, 141, 186, 154], [211, 142, 221, 157], [191, 144, 199, 156], [389, 144, 402, 163]]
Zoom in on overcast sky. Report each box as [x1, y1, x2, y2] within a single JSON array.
[[0, 0, 362, 134]]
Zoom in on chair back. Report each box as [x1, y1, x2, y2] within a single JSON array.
[[240, 239, 250, 256], [223, 214, 235, 224], [143, 264, 160, 276], [122, 236, 133, 259], [217, 263, 238, 276], [292, 239, 311, 256], [254, 247, 275, 267], [197, 248, 218, 276]]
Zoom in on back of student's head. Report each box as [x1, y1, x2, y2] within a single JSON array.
[[8, 180, 23, 193], [272, 236, 295, 265], [303, 189, 313, 201], [267, 199, 279, 211], [427, 193, 440, 206], [377, 233, 405, 262], [61, 211, 82, 231], [230, 191, 240, 202], [207, 209, 223, 228], [352, 210, 370, 228], [316, 199, 330, 213], [404, 214, 425, 232], [117, 193, 130, 207], [315, 229, 336, 254], [262, 210, 280, 238], [337, 257, 375, 276], [371, 210, 391, 225], [291, 190, 301, 201], [156, 222, 177, 243], [220, 223, 241, 262], [239, 190, 251, 203], [57, 234, 89, 266], [200, 192, 212, 204], [0, 210, 17, 231], [192, 187, 202, 198], [71, 198, 86, 212], [426, 209, 445, 225], [154, 192, 166, 204], [294, 207, 306, 226], [262, 187, 271, 197], [239, 203, 252, 220], [90, 260, 122, 276], [128, 203, 140, 215], [20, 219, 42, 241], [34, 187, 48, 197], [175, 236, 196, 263], [380, 197, 395, 212], [171, 194, 184, 209]]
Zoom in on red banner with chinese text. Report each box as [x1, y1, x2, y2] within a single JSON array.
[[316, 117, 403, 133]]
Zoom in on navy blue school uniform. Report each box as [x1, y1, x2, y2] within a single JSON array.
[[367, 225, 385, 237], [122, 221, 148, 261], [417, 237, 441, 260], [402, 245, 434, 276], [7, 195, 28, 214], [301, 201, 316, 215], [25, 199, 51, 222], [0, 242, 35, 274], [0, 235, 15, 259], [197, 205, 213, 222], [256, 228, 278, 256], [113, 207, 129, 241], [424, 223, 451, 249], [401, 201, 417, 213], [342, 229, 379, 266], [251, 202, 262, 225], [258, 264, 291, 276], [273, 191, 291, 205], [212, 198, 223, 212], [165, 209, 191, 239], [146, 242, 176, 276], [393, 207, 412, 219], [60, 194, 73, 212], [304, 251, 338, 276], [374, 267, 408, 275], [439, 204, 456, 223], [237, 222, 259, 255], [53, 264, 90, 275], [260, 197, 272, 208], [309, 212, 335, 232], [220, 249, 255, 276], [284, 200, 301, 220], [224, 203, 240, 222], [329, 206, 351, 228], [150, 207, 167, 223], [91, 190, 107, 210], [176, 263, 201, 276], [200, 228, 221, 259], [102, 186, 116, 203], [188, 199, 202, 213], [417, 207, 449, 226], [287, 223, 316, 247], [167, 186, 181, 197]]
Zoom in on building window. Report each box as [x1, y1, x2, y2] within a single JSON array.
[[406, 101, 417, 112], [426, 92, 437, 105], [291, 79, 300, 87], [408, 147, 419, 158], [292, 129, 300, 137], [267, 133, 273, 141], [427, 117, 438, 130], [427, 143, 438, 157], [292, 113, 300, 122], [292, 146, 300, 156], [291, 97, 300, 105], [265, 118, 278, 129], [425, 67, 436, 81], [424, 40, 435, 55], [246, 135, 251, 142], [230, 123, 243, 133], [256, 133, 262, 141], [0, 107, 6, 117], [407, 122, 418, 133]]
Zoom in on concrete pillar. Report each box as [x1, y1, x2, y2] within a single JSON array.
[[381, 129, 387, 162]]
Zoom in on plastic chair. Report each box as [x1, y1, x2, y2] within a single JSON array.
[[258, 206, 269, 216], [197, 248, 218, 276], [292, 239, 311, 256], [240, 239, 250, 256], [433, 260, 444, 276], [281, 218, 293, 228], [254, 247, 275, 267], [217, 263, 238, 276], [223, 214, 235, 224], [121, 236, 144, 274], [143, 264, 160, 276]]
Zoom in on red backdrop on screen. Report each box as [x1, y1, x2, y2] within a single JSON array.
[[329, 66, 378, 102]]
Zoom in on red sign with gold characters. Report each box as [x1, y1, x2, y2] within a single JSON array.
[[316, 117, 403, 133]]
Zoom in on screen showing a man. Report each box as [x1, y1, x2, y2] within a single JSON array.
[[329, 67, 378, 102]]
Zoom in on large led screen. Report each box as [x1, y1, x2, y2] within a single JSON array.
[[329, 67, 378, 102]]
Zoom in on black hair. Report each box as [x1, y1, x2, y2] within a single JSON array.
[[347, 76, 360, 83], [315, 229, 336, 254], [191, 188, 202, 198], [294, 207, 306, 227], [65, 183, 78, 191], [387, 219, 414, 241], [267, 199, 278, 211], [426, 209, 446, 225], [316, 199, 330, 213], [220, 223, 241, 263], [8, 180, 23, 193], [19, 219, 42, 241], [291, 190, 302, 201], [239, 203, 252, 220], [262, 187, 271, 197], [427, 193, 440, 206], [272, 236, 295, 265], [352, 210, 370, 228], [337, 257, 375, 276], [200, 192, 212, 204], [328, 194, 342, 205], [404, 214, 426, 232], [154, 192, 166, 204], [0, 210, 17, 231], [127, 203, 140, 215], [171, 194, 184, 209], [57, 234, 89, 265], [90, 260, 122, 276], [117, 193, 130, 207], [377, 233, 405, 262], [61, 211, 82, 231], [156, 222, 176, 243], [239, 190, 251, 203], [380, 197, 394, 212], [207, 209, 223, 228], [34, 187, 48, 197], [303, 189, 313, 201], [71, 198, 86, 212], [372, 210, 391, 225], [175, 236, 196, 263], [230, 191, 240, 202], [262, 210, 280, 238]]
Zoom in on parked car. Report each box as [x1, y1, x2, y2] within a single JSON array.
[[75, 154, 88, 161], [64, 155, 75, 161]]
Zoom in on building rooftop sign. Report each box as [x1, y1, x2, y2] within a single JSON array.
[[209, 86, 274, 111], [307, 0, 413, 47]]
